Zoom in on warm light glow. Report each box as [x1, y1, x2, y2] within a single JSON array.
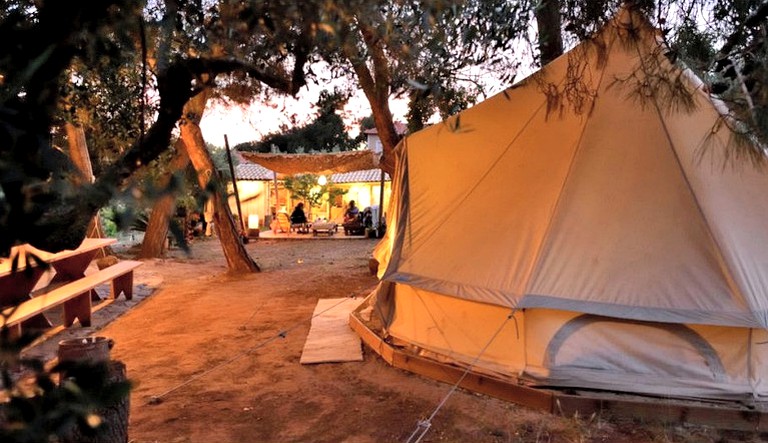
[[348, 185, 371, 209], [317, 175, 328, 186], [247, 214, 259, 229]]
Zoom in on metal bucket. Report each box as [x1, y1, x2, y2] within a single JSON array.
[[58, 336, 114, 365]]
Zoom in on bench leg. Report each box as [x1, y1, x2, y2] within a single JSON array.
[[111, 271, 134, 300], [3, 323, 21, 341], [63, 292, 92, 327]]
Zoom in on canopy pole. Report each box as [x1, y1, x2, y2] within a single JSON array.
[[378, 168, 385, 228], [273, 171, 279, 213], [224, 135, 246, 235]]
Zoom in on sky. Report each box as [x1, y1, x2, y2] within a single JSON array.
[[198, 34, 540, 150], [199, 84, 411, 148]]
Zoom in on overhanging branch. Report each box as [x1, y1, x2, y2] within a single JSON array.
[[716, 2, 768, 59]]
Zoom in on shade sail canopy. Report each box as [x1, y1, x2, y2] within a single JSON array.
[[239, 150, 379, 176]]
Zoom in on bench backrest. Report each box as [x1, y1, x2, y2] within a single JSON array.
[[1, 260, 143, 327]]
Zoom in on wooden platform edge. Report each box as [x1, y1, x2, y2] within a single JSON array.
[[349, 310, 768, 432], [349, 310, 553, 412]]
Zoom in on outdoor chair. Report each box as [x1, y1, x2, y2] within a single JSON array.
[[291, 221, 311, 234], [343, 212, 367, 236], [273, 212, 292, 233]]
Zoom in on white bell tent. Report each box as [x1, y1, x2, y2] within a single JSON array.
[[359, 6, 768, 401]]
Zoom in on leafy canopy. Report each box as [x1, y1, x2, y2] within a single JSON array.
[[237, 89, 361, 153]]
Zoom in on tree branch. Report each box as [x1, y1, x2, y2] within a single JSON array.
[[716, 2, 768, 59]]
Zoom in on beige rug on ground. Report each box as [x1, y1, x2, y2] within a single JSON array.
[[300, 297, 364, 364]]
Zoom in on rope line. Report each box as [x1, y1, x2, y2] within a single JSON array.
[[405, 308, 517, 443], [147, 296, 355, 405]]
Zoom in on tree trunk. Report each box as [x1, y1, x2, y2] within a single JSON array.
[[61, 361, 129, 443], [65, 122, 94, 184], [343, 19, 402, 176], [535, 0, 564, 66], [138, 142, 190, 259], [179, 90, 260, 273], [64, 123, 111, 256]]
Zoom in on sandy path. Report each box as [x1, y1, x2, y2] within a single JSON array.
[[71, 237, 726, 442]]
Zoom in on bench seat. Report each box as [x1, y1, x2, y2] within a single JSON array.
[[0, 260, 143, 336]]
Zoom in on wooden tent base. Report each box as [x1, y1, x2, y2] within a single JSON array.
[[349, 311, 768, 432]]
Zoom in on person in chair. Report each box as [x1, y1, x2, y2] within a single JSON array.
[[344, 200, 360, 223], [290, 202, 308, 224], [343, 200, 365, 235]]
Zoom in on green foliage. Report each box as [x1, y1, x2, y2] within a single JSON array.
[[671, 20, 716, 73], [240, 89, 359, 153], [99, 208, 119, 237], [0, 331, 131, 442], [56, 63, 147, 176], [207, 143, 236, 181], [325, 186, 348, 210], [284, 174, 323, 209], [359, 115, 376, 132], [310, 1, 532, 140], [407, 84, 476, 132], [283, 174, 345, 218]]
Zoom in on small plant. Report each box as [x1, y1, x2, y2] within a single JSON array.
[[99, 208, 118, 237], [0, 328, 131, 442], [284, 174, 346, 220]]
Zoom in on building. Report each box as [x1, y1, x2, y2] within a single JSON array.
[[230, 130, 400, 229]]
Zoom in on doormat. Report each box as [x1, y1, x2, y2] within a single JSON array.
[[300, 297, 364, 364]]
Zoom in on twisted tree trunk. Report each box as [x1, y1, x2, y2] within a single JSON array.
[[64, 123, 112, 257], [138, 142, 190, 258], [179, 90, 260, 273]]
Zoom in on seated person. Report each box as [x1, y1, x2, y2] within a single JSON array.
[[187, 211, 204, 239], [344, 200, 360, 223], [290, 202, 308, 224], [361, 207, 373, 229], [343, 201, 367, 235]]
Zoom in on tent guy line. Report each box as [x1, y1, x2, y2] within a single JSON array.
[[396, 97, 547, 264], [145, 296, 356, 405], [405, 309, 518, 443]]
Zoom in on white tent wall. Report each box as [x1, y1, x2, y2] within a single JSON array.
[[381, 59, 589, 308], [386, 286, 768, 399], [524, 28, 745, 325], [662, 74, 768, 327], [366, 5, 768, 401], [386, 284, 526, 377], [523, 309, 763, 399]]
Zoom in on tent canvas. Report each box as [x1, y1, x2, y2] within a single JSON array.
[[364, 6, 768, 401]]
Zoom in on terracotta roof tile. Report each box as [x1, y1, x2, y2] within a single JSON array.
[[235, 163, 274, 180], [236, 160, 390, 183], [331, 169, 390, 183]]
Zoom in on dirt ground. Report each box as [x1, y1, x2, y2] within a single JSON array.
[[28, 236, 766, 442]]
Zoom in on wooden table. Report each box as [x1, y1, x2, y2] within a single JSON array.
[[312, 222, 338, 236], [0, 237, 116, 327]]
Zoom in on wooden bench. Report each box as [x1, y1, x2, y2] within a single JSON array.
[[0, 260, 143, 337]]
